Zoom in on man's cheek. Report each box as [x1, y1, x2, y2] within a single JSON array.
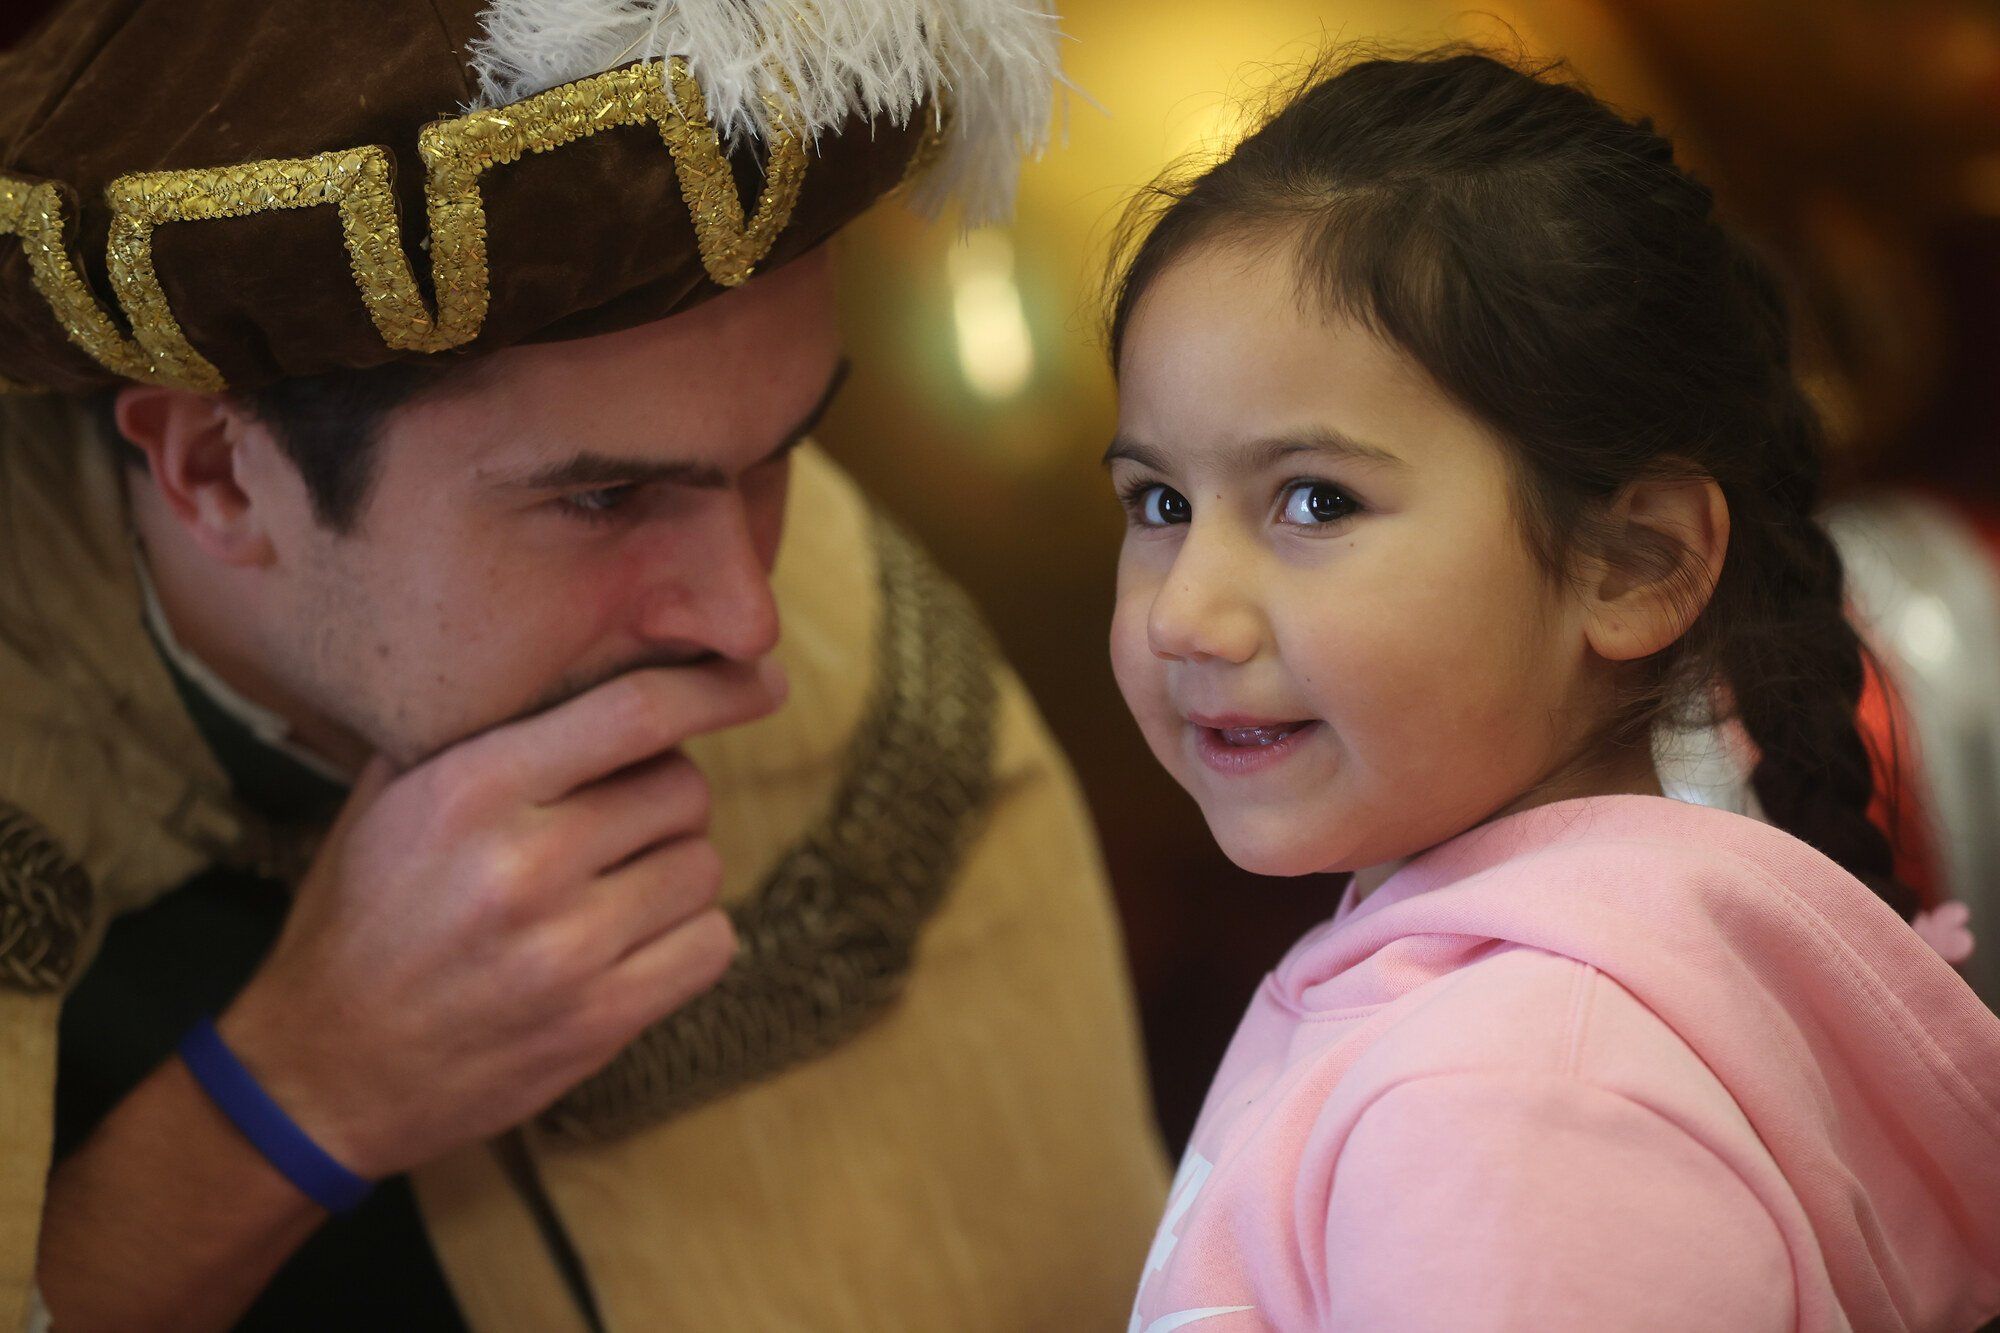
[[537, 549, 652, 646]]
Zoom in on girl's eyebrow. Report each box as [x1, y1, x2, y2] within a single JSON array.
[[1249, 429, 1407, 471], [1102, 427, 1406, 472], [1100, 438, 1172, 471]]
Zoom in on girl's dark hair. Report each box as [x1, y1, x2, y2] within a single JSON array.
[[1108, 47, 1914, 916]]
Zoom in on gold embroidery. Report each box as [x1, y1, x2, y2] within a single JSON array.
[[660, 59, 806, 287], [31, 59, 803, 391], [105, 146, 457, 388], [406, 58, 808, 347], [0, 801, 94, 994], [105, 163, 303, 392], [0, 174, 159, 385]]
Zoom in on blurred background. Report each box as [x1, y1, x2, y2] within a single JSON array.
[[811, 0, 2000, 1152], [3, 0, 1994, 1155]]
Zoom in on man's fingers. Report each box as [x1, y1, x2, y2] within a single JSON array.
[[555, 752, 713, 877], [589, 908, 738, 1038], [481, 658, 787, 805], [589, 836, 725, 962]]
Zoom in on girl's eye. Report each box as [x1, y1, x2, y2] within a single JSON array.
[[1280, 481, 1361, 526], [1127, 484, 1192, 527], [557, 485, 640, 522]]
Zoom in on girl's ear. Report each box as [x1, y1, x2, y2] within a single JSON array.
[[115, 385, 275, 568], [1581, 476, 1729, 663]]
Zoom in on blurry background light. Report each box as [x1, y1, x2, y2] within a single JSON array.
[[1899, 593, 1960, 668], [948, 230, 1036, 401]]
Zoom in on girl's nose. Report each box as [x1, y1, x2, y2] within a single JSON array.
[[1146, 534, 1262, 665]]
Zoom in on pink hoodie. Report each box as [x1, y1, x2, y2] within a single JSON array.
[[1128, 796, 2000, 1332]]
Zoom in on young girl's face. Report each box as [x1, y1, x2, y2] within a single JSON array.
[[1110, 242, 1627, 877]]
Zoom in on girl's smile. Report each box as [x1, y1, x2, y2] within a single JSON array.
[[1189, 716, 1326, 776], [1107, 241, 1663, 880]]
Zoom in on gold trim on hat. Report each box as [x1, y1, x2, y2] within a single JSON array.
[[0, 175, 163, 386], [2, 59, 805, 393]]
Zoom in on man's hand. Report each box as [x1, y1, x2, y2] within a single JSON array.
[[217, 657, 786, 1179]]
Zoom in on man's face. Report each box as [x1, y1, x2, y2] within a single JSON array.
[[250, 249, 842, 768]]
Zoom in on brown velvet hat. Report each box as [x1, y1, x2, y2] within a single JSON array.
[[0, 0, 1062, 394]]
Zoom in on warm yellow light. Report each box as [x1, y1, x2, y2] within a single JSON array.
[[948, 230, 1035, 400], [1163, 97, 1248, 166]]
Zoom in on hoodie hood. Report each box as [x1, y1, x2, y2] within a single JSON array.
[[1292, 794, 2000, 1331]]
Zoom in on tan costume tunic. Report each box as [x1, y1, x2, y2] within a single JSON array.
[[0, 396, 1167, 1329]]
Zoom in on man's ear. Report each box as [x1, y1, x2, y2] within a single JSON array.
[[1581, 475, 1730, 663], [115, 385, 275, 567]]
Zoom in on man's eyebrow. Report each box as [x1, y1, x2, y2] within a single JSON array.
[[497, 356, 852, 491], [1101, 425, 1405, 473]]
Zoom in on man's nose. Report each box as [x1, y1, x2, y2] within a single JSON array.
[[634, 498, 782, 663], [1146, 528, 1262, 665]]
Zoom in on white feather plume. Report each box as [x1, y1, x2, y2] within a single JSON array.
[[464, 0, 1066, 224]]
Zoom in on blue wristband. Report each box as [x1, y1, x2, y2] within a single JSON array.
[[177, 1016, 374, 1214]]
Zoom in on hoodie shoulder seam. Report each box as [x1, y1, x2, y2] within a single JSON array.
[[1504, 829, 2000, 1135], [1729, 853, 2000, 1136], [1338, 1066, 1789, 1225], [1560, 961, 1599, 1078]]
